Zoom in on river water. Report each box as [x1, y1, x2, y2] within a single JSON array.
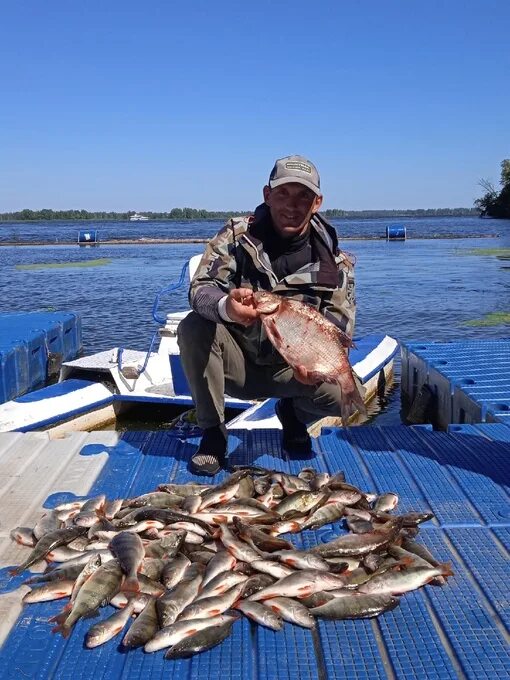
[[0, 215, 506, 242], [1, 216, 508, 426]]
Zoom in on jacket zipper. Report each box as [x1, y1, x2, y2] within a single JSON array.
[[240, 234, 278, 287]]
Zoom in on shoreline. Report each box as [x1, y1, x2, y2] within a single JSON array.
[[0, 234, 500, 247]]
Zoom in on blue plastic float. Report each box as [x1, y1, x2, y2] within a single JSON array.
[[401, 339, 510, 427], [0, 312, 82, 403]]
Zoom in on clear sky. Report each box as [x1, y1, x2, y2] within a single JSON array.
[[1, 0, 509, 212]]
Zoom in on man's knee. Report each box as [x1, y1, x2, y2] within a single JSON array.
[[300, 382, 344, 417], [316, 382, 344, 412], [177, 311, 216, 348]]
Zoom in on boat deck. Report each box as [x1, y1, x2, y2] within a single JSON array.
[[0, 424, 509, 679]]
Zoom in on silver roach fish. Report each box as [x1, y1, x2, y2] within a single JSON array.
[[253, 291, 366, 422], [10, 462, 455, 657]]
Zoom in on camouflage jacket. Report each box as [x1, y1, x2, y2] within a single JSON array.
[[189, 206, 356, 366]]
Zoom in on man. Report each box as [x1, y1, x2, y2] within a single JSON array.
[[177, 155, 356, 475]]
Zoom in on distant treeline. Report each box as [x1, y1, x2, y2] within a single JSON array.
[[323, 208, 477, 218], [0, 207, 478, 222], [475, 160, 510, 219]]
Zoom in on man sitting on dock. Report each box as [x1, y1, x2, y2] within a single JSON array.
[[177, 155, 356, 475]]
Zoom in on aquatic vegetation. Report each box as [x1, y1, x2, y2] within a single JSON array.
[[463, 312, 510, 327], [464, 247, 510, 258], [15, 258, 112, 270]]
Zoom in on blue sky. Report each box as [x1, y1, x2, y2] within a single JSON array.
[[1, 0, 509, 211]]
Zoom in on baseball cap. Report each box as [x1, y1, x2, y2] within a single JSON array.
[[268, 155, 321, 195]]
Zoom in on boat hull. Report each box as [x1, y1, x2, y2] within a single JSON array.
[[0, 334, 398, 435]]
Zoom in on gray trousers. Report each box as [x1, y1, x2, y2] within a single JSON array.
[[177, 311, 345, 430]]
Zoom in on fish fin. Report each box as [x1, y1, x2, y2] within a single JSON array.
[[122, 576, 141, 593], [51, 623, 72, 638], [297, 586, 312, 596], [83, 608, 101, 620], [398, 556, 415, 568], [429, 576, 447, 587], [259, 592, 276, 601], [315, 597, 330, 607], [48, 603, 72, 625], [332, 326, 355, 349], [339, 380, 367, 424], [266, 317, 283, 345], [439, 562, 454, 578]]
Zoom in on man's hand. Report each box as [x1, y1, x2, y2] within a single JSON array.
[[293, 364, 322, 386], [225, 288, 259, 326]]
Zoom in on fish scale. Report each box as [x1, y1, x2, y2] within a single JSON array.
[[253, 292, 366, 422], [266, 306, 337, 372]]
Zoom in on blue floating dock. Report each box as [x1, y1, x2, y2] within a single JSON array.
[[0, 312, 82, 403], [401, 338, 510, 428], [0, 424, 509, 679]]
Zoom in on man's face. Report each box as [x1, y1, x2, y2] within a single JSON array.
[[263, 183, 323, 238]]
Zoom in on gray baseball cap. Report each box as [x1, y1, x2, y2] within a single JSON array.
[[268, 155, 321, 195]]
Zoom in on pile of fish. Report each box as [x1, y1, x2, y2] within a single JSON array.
[[9, 466, 452, 659]]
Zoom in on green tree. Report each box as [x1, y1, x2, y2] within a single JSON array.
[[475, 160, 510, 219], [500, 159, 510, 187]]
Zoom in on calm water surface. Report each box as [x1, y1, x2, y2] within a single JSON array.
[[1, 217, 508, 426]]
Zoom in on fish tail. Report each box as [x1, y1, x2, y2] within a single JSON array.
[[51, 622, 72, 638], [338, 378, 367, 424], [439, 562, 454, 578]]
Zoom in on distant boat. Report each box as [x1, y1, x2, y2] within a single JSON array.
[[129, 213, 149, 221]]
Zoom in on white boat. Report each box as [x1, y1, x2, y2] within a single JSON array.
[[129, 213, 149, 221], [0, 255, 398, 436]]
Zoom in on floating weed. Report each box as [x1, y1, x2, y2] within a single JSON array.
[[463, 247, 510, 258], [463, 312, 510, 327], [15, 258, 112, 270]]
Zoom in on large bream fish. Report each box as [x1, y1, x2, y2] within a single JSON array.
[[253, 291, 366, 422]]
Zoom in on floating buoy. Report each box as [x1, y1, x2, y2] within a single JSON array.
[[386, 225, 406, 240]]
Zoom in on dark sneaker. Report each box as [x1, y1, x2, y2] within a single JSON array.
[[275, 399, 313, 456], [189, 452, 226, 476], [189, 424, 228, 476]]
